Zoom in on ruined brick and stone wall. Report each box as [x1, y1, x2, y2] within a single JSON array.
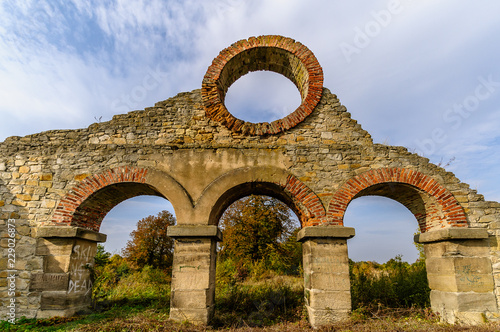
[[1, 35, 500, 326]]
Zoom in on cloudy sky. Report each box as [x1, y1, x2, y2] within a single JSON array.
[[2, 0, 499, 263]]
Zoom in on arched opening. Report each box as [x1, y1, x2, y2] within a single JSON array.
[[208, 181, 305, 227], [38, 168, 189, 318], [344, 196, 419, 263], [343, 183, 434, 312], [67, 182, 175, 310], [70, 182, 167, 232], [92, 194, 176, 311], [210, 183, 304, 327], [100, 195, 175, 254]]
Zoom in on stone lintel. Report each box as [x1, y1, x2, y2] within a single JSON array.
[[297, 226, 355, 242], [415, 228, 488, 243], [167, 225, 222, 241], [35, 226, 107, 242]]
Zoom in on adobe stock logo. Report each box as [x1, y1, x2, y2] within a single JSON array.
[[340, 0, 412, 64], [111, 65, 169, 112], [414, 75, 500, 157]]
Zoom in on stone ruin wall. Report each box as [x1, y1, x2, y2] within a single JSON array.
[[1, 87, 499, 320], [1, 35, 500, 325]]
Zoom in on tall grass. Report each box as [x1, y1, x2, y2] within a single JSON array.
[[350, 255, 430, 312], [91, 255, 171, 310]]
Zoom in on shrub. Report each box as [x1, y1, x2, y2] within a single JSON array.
[[350, 255, 430, 310]]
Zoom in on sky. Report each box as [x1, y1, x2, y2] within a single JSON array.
[[1, 0, 500, 263]]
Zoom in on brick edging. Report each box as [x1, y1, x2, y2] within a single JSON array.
[[51, 167, 148, 231], [202, 35, 323, 136], [326, 168, 467, 230], [283, 174, 326, 226]]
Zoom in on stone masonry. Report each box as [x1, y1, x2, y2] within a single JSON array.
[[1, 35, 500, 327]]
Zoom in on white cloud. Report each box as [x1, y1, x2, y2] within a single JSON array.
[[1, 0, 500, 260]]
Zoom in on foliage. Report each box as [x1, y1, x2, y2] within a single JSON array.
[[218, 195, 302, 279], [0, 199, 450, 331], [91, 253, 132, 303], [213, 277, 304, 327], [122, 210, 175, 270], [350, 255, 430, 310], [93, 244, 111, 267]]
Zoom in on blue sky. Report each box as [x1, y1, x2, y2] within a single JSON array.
[[2, 0, 500, 263]]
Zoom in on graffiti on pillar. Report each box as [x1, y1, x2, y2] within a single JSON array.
[[68, 244, 96, 295], [457, 264, 482, 286]]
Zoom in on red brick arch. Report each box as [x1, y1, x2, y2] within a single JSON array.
[[198, 166, 326, 227], [283, 174, 326, 226], [51, 167, 151, 231], [202, 35, 323, 136], [326, 168, 467, 231]]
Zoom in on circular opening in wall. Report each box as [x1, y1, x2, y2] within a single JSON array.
[[224, 71, 301, 123], [202, 35, 323, 136]]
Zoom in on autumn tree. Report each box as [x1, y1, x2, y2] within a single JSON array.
[[218, 195, 301, 276], [122, 210, 175, 270]]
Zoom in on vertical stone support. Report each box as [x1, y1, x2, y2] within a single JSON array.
[[415, 228, 498, 324], [167, 225, 222, 324], [297, 226, 355, 328], [32, 226, 106, 318]]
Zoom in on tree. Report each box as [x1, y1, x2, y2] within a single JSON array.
[[218, 195, 301, 275], [122, 210, 175, 270], [94, 244, 111, 267]]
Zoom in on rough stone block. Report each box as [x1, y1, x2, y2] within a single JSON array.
[[171, 270, 211, 290], [424, 239, 489, 259], [305, 306, 350, 328], [302, 238, 349, 257], [426, 257, 492, 275], [431, 290, 497, 313], [43, 255, 71, 273], [167, 225, 222, 241], [302, 254, 349, 274], [40, 291, 90, 310], [35, 226, 106, 242], [297, 226, 355, 241], [173, 238, 214, 253], [169, 307, 212, 325], [30, 273, 70, 291], [36, 238, 74, 256], [170, 289, 213, 309], [307, 289, 351, 310], [304, 272, 350, 291], [36, 309, 77, 319], [172, 252, 214, 265], [455, 312, 488, 325]]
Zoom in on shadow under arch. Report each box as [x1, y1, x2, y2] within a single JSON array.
[[209, 181, 301, 227], [327, 168, 467, 232], [193, 166, 326, 226], [51, 167, 193, 231]]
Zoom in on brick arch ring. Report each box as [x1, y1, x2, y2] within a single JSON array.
[[201, 35, 324, 136], [193, 166, 327, 227], [326, 167, 467, 229], [50, 167, 192, 231]]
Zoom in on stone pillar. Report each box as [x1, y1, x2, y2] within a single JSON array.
[[415, 228, 498, 324], [167, 225, 222, 324], [31, 226, 106, 318], [297, 226, 355, 328]]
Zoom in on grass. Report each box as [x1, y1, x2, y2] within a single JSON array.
[[3, 306, 500, 331], [2, 261, 500, 331], [3, 274, 500, 331]]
